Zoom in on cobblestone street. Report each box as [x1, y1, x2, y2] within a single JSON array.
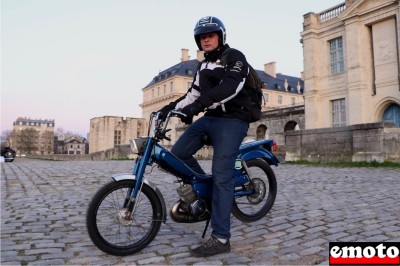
[[1, 159, 399, 265]]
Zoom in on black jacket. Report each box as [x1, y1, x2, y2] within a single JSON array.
[[175, 44, 252, 122]]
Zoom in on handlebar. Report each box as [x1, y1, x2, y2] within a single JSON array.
[[149, 110, 186, 141]]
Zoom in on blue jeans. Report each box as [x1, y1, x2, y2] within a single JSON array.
[[171, 116, 249, 240]]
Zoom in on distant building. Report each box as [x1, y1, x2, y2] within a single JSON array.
[[301, 0, 400, 129], [12, 117, 55, 155], [258, 62, 304, 110], [55, 136, 88, 154], [89, 116, 146, 153]]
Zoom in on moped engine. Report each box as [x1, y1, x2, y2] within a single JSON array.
[[170, 184, 209, 223]]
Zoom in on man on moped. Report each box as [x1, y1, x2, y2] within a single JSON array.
[[158, 16, 251, 257]]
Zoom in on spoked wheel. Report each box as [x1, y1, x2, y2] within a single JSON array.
[[86, 179, 163, 256], [232, 159, 277, 222]]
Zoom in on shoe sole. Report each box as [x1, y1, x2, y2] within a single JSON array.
[[189, 247, 231, 257]]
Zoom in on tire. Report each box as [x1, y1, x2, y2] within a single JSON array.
[[86, 179, 163, 256], [3, 151, 14, 162], [232, 159, 277, 222]]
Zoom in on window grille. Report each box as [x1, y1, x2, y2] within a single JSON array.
[[329, 37, 345, 74], [332, 98, 346, 127]]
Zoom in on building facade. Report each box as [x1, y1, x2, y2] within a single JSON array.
[[283, 0, 400, 163], [11, 117, 55, 155], [89, 116, 146, 153], [301, 0, 400, 129], [55, 136, 88, 155], [140, 49, 305, 145], [140, 49, 199, 145]]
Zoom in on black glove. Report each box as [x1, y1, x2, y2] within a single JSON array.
[[157, 102, 176, 121], [178, 101, 204, 125]]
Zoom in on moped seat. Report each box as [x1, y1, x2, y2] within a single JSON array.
[[239, 139, 273, 153]]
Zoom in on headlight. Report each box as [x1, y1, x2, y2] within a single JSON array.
[[130, 137, 148, 154]]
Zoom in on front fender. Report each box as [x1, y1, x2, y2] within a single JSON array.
[[111, 173, 167, 223], [238, 149, 279, 166]]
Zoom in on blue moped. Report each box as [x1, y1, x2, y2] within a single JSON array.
[[86, 110, 279, 256]]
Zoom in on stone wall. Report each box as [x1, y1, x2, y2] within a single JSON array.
[[285, 122, 400, 163], [89, 116, 146, 154], [27, 154, 92, 161], [27, 145, 136, 161], [28, 123, 399, 163], [90, 145, 136, 160]]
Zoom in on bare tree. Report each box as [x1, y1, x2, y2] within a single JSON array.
[[0, 130, 13, 146], [55, 127, 66, 137], [15, 128, 39, 155], [55, 127, 83, 139], [42, 131, 54, 154]]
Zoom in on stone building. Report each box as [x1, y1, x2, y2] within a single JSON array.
[[89, 116, 146, 153], [258, 62, 305, 110], [140, 49, 199, 145], [11, 117, 55, 155], [285, 0, 400, 163], [87, 1, 399, 162], [301, 0, 400, 129], [55, 136, 88, 154], [140, 48, 304, 145]]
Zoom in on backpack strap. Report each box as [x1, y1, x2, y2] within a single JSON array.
[[219, 48, 231, 66], [219, 48, 262, 87]]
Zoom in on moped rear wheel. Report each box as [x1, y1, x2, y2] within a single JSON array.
[[86, 179, 163, 256], [232, 158, 277, 222]]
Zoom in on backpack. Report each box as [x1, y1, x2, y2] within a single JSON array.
[[220, 48, 263, 122]]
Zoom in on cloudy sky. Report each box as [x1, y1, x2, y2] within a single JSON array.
[[1, 0, 344, 136]]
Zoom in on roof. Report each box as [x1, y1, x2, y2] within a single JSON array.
[[61, 136, 87, 143], [144, 59, 200, 88], [13, 117, 55, 126], [144, 59, 304, 94], [14, 117, 55, 123], [256, 70, 304, 94]]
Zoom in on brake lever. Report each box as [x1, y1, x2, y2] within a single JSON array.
[[154, 110, 184, 141], [156, 128, 171, 141], [170, 109, 187, 117], [162, 129, 171, 141]]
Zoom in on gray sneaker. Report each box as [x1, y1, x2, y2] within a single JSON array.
[[190, 235, 231, 257]]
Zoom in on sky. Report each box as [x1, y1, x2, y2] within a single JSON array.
[[1, 0, 345, 136]]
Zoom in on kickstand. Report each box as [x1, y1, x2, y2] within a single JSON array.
[[201, 218, 210, 239]]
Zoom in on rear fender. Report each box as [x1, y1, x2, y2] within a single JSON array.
[[112, 173, 167, 223], [239, 149, 279, 166]]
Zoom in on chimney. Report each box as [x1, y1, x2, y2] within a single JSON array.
[[264, 62, 276, 78], [181, 48, 190, 61], [196, 50, 205, 61]]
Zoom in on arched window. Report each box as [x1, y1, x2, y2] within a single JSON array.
[[284, 121, 300, 132], [383, 103, 400, 128]]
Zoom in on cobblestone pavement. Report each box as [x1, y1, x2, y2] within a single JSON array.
[[1, 158, 399, 265]]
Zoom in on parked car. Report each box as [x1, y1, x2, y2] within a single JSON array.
[[1, 146, 16, 162]]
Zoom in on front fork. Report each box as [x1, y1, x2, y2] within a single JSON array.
[[123, 180, 145, 219], [112, 160, 168, 223], [123, 156, 148, 215]]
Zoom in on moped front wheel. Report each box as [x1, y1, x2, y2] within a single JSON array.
[[86, 179, 163, 256], [232, 158, 277, 222]]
